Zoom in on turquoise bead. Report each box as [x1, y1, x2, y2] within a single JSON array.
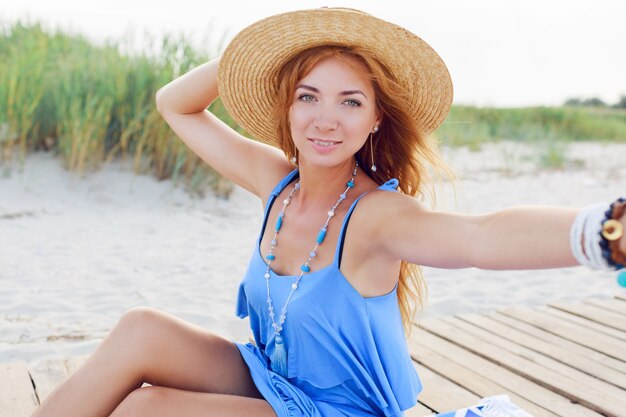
[[275, 215, 283, 232], [301, 264, 310, 272], [618, 270, 626, 288], [266, 254, 276, 261], [317, 229, 327, 244], [347, 180, 354, 188]]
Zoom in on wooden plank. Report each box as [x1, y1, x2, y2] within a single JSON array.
[[501, 307, 626, 361], [490, 311, 626, 374], [439, 316, 626, 404], [412, 361, 480, 413], [584, 298, 626, 315], [409, 331, 558, 417], [419, 317, 626, 417], [28, 359, 70, 403], [548, 301, 626, 332], [0, 362, 39, 417], [543, 307, 626, 342], [409, 327, 602, 417], [456, 313, 626, 389]]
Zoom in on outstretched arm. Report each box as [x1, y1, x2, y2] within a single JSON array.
[[373, 192, 625, 271]]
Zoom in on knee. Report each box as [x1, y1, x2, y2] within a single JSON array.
[[110, 307, 167, 349], [110, 386, 165, 417], [116, 306, 163, 333]]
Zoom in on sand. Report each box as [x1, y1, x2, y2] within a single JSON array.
[[1, 141, 625, 368]]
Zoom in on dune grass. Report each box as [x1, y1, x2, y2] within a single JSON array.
[[1, 21, 625, 194], [0, 21, 237, 196], [438, 106, 626, 147], [436, 105, 626, 169]]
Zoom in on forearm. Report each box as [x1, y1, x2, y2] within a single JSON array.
[[470, 206, 581, 270], [155, 58, 220, 115]]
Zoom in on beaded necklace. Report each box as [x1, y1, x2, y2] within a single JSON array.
[[264, 162, 358, 377]]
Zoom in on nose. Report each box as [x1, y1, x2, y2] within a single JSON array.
[[312, 104, 338, 132]]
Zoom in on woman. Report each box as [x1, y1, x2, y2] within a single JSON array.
[[32, 8, 625, 417]]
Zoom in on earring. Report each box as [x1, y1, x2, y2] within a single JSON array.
[[290, 149, 298, 165], [370, 126, 378, 172]]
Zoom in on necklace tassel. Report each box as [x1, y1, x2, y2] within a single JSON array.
[[270, 335, 288, 377]]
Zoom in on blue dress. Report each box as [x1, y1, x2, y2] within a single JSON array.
[[234, 169, 422, 417]]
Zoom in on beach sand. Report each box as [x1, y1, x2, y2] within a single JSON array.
[[2, 141, 625, 369]]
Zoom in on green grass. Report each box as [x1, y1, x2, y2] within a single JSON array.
[[438, 105, 626, 148], [436, 105, 626, 170], [0, 21, 237, 196], [2, 21, 625, 196]]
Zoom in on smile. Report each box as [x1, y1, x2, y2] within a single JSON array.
[[309, 138, 341, 147]]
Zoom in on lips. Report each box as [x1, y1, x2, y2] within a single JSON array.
[[308, 138, 341, 147], [308, 137, 341, 154]]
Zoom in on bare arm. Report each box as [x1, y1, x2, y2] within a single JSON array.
[[155, 58, 291, 198], [370, 192, 625, 270]]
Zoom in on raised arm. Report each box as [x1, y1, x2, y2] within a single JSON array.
[[367, 191, 626, 271], [155, 58, 292, 198]]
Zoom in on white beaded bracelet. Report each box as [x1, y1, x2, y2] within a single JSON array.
[[586, 205, 611, 269], [570, 203, 612, 271]]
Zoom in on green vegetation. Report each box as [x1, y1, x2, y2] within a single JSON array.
[[564, 95, 626, 108], [437, 105, 626, 169], [438, 105, 626, 149], [1, 22, 625, 196], [0, 21, 236, 196]]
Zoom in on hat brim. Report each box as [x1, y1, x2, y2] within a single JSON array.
[[218, 8, 453, 145]]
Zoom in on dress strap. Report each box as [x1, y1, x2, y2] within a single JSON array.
[[378, 178, 399, 191], [333, 178, 399, 268], [258, 169, 300, 243]]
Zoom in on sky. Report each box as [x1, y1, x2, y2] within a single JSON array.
[[3, 0, 625, 107]]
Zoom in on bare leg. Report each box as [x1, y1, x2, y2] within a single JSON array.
[[32, 307, 269, 417], [109, 386, 277, 417]]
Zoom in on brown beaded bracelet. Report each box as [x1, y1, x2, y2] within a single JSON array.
[[602, 199, 626, 267]]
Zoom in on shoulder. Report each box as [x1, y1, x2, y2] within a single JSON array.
[[347, 186, 428, 244], [356, 187, 427, 218]]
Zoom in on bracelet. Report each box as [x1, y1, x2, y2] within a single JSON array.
[[571, 203, 610, 270], [570, 200, 626, 271], [600, 198, 626, 269]]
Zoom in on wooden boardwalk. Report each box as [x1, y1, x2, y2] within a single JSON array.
[[3, 295, 626, 417]]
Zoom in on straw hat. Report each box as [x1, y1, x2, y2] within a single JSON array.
[[218, 7, 453, 145]]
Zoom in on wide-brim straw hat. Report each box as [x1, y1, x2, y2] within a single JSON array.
[[218, 7, 453, 146]]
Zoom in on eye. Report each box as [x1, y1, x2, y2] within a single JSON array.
[[297, 94, 316, 102], [344, 99, 362, 107]]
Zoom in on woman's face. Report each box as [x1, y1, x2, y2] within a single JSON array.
[[288, 56, 379, 168]]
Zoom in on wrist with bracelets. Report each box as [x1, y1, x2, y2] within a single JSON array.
[[570, 198, 626, 288]]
